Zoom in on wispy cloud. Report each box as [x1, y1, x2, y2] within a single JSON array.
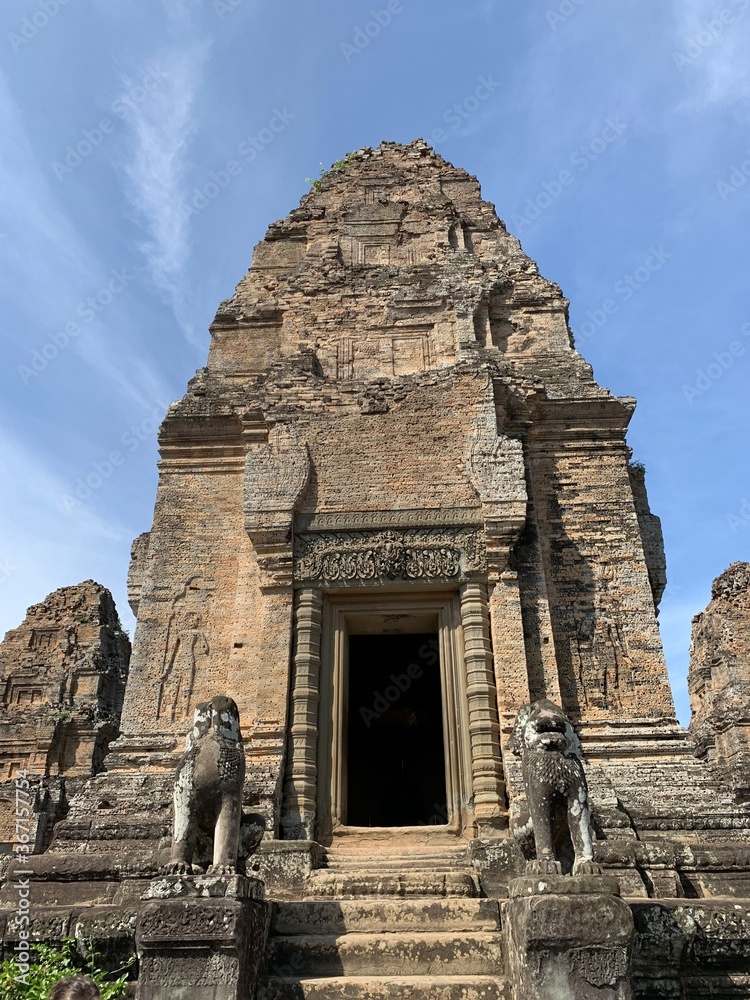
[[122, 37, 211, 345], [0, 69, 172, 408]]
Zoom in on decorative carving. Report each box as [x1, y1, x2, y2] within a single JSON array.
[[137, 899, 244, 941], [157, 575, 214, 722], [468, 431, 525, 505], [572, 613, 632, 711], [465, 384, 527, 582], [510, 698, 599, 876], [572, 947, 629, 987], [294, 527, 486, 583], [336, 337, 354, 380], [571, 566, 633, 711], [244, 423, 310, 517], [466, 384, 526, 507], [244, 423, 311, 588], [136, 893, 269, 1000], [296, 507, 483, 532], [166, 696, 246, 876]]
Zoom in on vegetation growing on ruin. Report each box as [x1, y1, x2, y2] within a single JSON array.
[[306, 151, 358, 189], [0, 939, 131, 999]]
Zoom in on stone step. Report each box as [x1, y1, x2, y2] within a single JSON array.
[[322, 855, 468, 871], [306, 871, 477, 898], [323, 859, 465, 868], [265, 932, 504, 977], [323, 851, 468, 864], [271, 899, 501, 935], [257, 975, 509, 1000]]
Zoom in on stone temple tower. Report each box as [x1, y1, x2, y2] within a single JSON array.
[[118, 137, 678, 839], [13, 141, 750, 998], [65, 139, 743, 847]]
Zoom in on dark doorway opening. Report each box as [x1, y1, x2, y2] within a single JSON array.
[[346, 632, 447, 827]]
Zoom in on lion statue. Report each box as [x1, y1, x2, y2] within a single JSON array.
[[165, 695, 249, 876], [510, 698, 600, 876]]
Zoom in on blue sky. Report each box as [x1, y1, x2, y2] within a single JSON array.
[[1, 0, 749, 724]]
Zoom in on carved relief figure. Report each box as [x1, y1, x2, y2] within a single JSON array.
[[572, 612, 631, 711], [166, 695, 245, 876], [510, 698, 599, 876], [570, 563, 633, 711], [157, 576, 212, 722]]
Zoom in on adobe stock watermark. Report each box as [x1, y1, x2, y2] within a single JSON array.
[[12, 769, 33, 986], [511, 118, 628, 232], [546, 0, 589, 31], [340, 1, 408, 62], [18, 268, 137, 384], [575, 246, 672, 344], [716, 147, 750, 201], [682, 321, 750, 404], [673, 0, 749, 69], [59, 402, 169, 513], [358, 638, 438, 728], [0, 557, 17, 587], [180, 107, 295, 221], [726, 497, 750, 534], [52, 66, 166, 182], [429, 75, 501, 145], [8, 0, 71, 53], [214, 0, 246, 18], [418, 801, 450, 827]]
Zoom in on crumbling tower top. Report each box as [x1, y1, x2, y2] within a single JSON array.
[[206, 139, 594, 387]]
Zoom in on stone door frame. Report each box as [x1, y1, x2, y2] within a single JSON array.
[[316, 589, 475, 843], [281, 581, 507, 843]]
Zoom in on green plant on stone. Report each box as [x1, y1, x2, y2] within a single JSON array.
[[305, 161, 325, 189], [44, 706, 73, 727], [0, 939, 131, 1000], [306, 151, 358, 190]]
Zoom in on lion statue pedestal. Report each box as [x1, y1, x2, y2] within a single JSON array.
[[136, 696, 267, 1000]]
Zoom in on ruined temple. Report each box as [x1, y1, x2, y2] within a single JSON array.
[[0, 581, 130, 853], [2, 141, 750, 998], [689, 561, 750, 797]]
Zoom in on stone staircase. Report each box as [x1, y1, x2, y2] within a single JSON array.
[[257, 843, 508, 999], [307, 843, 479, 898]]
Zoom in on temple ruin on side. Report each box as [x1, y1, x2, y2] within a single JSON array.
[[1, 141, 750, 999]]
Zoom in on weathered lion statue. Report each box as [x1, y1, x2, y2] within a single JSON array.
[[510, 698, 600, 876], [165, 695, 248, 876]]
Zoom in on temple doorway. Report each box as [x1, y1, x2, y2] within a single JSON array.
[[346, 632, 447, 827], [311, 593, 478, 843]]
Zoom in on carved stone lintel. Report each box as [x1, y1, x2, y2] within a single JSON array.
[[296, 507, 483, 532], [294, 527, 486, 584]]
